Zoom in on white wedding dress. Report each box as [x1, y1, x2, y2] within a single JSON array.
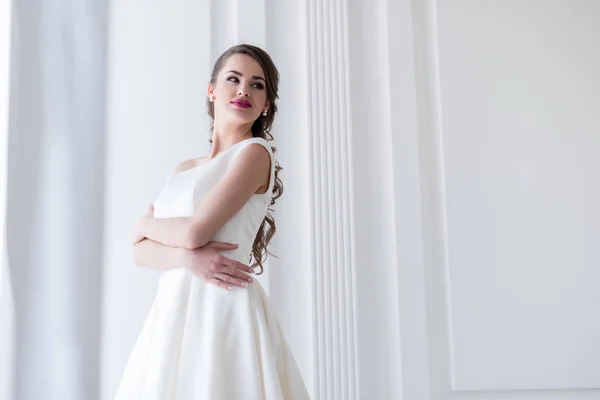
[[115, 137, 310, 400]]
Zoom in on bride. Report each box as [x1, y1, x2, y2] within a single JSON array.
[[114, 44, 310, 400]]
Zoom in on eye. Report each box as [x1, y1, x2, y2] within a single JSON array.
[[227, 76, 265, 90]]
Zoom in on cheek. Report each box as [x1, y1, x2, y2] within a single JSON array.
[[256, 91, 268, 105], [215, 85, 232, 98]]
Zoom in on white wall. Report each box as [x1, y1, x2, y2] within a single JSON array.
[[408, 0, 600, 399]]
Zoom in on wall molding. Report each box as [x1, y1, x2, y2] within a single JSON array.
[[306, 0, 359, 398]]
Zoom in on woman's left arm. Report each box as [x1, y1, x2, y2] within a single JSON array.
[[132, 143, 271, 249]]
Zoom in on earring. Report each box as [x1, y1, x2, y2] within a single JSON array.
[[262, 110, 268, 116], [209, 96, 214, 102]]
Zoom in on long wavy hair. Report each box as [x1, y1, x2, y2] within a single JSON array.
[[206, 44, 282, 275]]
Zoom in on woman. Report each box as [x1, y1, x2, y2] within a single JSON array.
[[115, 44, 310, 400]]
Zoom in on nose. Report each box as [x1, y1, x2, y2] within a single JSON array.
[[238, 86, 251, 97]]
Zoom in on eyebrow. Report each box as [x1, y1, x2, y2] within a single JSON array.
[[227, 70, 265, 82]]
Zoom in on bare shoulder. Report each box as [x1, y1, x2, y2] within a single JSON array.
[[172, 156, 208, 174], [235, 142, 271, 170], [231, 143, 271, 192]]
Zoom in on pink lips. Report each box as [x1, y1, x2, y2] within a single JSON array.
[[231, 99, 252, 109]]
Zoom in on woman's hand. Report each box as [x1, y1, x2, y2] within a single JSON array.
[[132, 203, 252, 290], [131, 203, 154, 245], [181, 241, 255, 291]]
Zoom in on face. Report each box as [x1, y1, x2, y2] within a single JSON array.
[[208, 53, 269, 126]]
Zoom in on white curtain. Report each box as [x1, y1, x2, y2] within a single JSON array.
[[0, 0, 15, 399], [3, 1, 108, 399]]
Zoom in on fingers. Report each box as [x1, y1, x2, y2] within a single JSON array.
[[217, 255, 254, 274], [203, 243, 254, 274], [205, 241, 239, 250], [213, 265, 253, 283], [206, 273, 249, 291], [236, 261, 255, 274], [203, 265, 254, 291], [213, 272, 250, 288]]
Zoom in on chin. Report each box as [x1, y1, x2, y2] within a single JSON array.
[[228, 110, 257, 124]]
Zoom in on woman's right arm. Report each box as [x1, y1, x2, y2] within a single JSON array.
[[133, 238, 255, 290], [133, 238, 186, 270]]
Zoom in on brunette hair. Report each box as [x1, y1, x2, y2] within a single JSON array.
[[206, 44, 282, 275]]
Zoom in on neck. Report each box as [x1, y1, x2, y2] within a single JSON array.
[[210, 119, 254, 158]]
